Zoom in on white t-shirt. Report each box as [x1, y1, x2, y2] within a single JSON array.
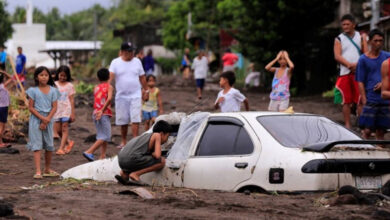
[[191, 56, 208, 79], [337, 31, 362, 76], [215, 88, 246, 112], [109, 57, 145, 99]]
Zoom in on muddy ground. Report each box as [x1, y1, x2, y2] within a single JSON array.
[[1, 76, 390, 219]]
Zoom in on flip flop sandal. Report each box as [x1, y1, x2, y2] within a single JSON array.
[[83, 152, 94, 162], [0, 143, 11, 148], [33, 174, 43, 179], [43, 171, 60, 177], [56, 149, 66, 155], [129, 176, 144, 186], [116, 144, 125, 149], [65, 141, 75, 153], [115, 175, 130, 185]]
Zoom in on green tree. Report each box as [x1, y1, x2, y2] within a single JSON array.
[[163, 0, 338, 93], [162, 0, 221, 51], [221, 0, 337, 93], [11, 6, 26, 23], [0, 1, 12, 46]]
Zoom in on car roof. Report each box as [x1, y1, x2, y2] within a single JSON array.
[[208, 111, 314, 117]]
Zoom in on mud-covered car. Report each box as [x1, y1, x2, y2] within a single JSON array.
[[62, 112, 390, 192]]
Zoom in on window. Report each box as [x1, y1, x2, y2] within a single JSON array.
[[257, 115, 361, 148], [196, 122, 254, 156]]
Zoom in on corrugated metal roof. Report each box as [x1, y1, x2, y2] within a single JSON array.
[[43, 41, 102, 51]]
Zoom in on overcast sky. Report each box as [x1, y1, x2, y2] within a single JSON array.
[[4, 0, 116, 15]]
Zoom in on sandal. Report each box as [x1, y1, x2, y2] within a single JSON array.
[[64, 140, 75, 153], [33, 174, 43, 179], [43, 170, 60, 177], [116, 144, 125, 149], [56, 149, 66, 155], [82, 152, 94, 162], [115, 175, 130, 185], [0, 143, 11, 148]]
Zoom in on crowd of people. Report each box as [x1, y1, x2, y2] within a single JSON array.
[[333, 14, 390, 141], [2, 13, 390, 183]]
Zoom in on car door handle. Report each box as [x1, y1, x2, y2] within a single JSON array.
[[235, 162, 248, 169]]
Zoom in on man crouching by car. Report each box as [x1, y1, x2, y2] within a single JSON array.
[[115, 120, 171, 185]]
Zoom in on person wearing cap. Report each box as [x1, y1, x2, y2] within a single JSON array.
[[109, 42, 148, 148]]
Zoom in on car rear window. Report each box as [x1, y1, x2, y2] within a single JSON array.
[[257, 115, 360, 148]]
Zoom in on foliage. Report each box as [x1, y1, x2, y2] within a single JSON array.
[[75, 81, 94, 94], [162, 0, 221, 52], [322, 89, 335, 98], [155, 57, 179, 74], [0, 1, 12, 47]]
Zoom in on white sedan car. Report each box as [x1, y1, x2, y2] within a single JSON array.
[[62, 112, 390, 192]]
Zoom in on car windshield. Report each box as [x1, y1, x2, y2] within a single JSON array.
[[257, 115, 361, 148]]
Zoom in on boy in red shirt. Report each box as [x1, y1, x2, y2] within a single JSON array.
[[83, 68, 113, 161]]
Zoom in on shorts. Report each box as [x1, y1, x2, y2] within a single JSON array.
[[335, 74, 360, 104], [119, 154, 161, 174], [268, 99, 290, 112], [142, 110, 158, 121], [223, 65, 235, 72], [0, 63, 5, 71], [94, 115, 111, 142], [195, 79, 205, 89], [0, 106, 8, 123], [359, 103, 390, 130], [54, 117, 70, 123], [115, 97, 142, 125], [12, 73, 26, 83]]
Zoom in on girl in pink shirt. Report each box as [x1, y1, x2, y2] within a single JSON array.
[[53, 66, 76, 155]]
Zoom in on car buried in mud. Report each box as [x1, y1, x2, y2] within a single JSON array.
[[62, 111, 390, 192]]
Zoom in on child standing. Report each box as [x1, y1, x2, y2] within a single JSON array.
[[142, 75, 163, 131], [215, 71, 249, 112], [115, 120, 172, 185], [83, 68, 113, 161], [191, 50, 209, 100], [0, 71, 11, 148], [53, 66, 76, 155], [26, 66, 60, 179], [265, 50, 294, 112]]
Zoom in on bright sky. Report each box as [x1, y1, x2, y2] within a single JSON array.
[[4, 0, 116, 15]]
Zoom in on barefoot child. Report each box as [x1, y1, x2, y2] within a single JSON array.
[[115, 120, 171, 184], [265, 50, 294, 111], [142, 75, 163, 131], [83, 68, 113, 161], [215, 71, 249, 112], [0, 71, 12, 148], [26, 66, 60, 179], [53, 66, 76, 155]]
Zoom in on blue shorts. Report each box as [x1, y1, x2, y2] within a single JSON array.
[[195, 79, 205, 89], [359, 103, 390, 130], [94, 115, 111, 142], [54, 117, 70, 123], [0, 106, 8, 123], [142, 110, 158, 121]]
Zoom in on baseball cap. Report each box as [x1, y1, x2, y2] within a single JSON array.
[[121, 42, 135, 51]]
